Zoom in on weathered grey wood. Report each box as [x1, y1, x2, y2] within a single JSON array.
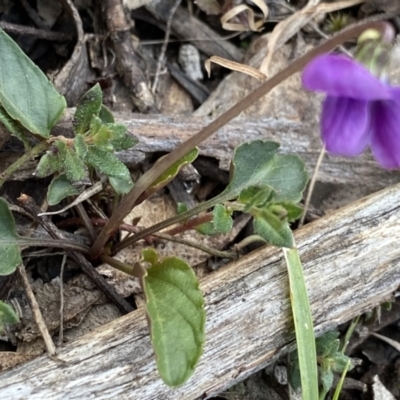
[[2, 183, 400, 399], [5, 111, 400, 189], [145, 0, 244, 62]]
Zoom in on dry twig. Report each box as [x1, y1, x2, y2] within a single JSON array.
[[17, 264, 57, 356]]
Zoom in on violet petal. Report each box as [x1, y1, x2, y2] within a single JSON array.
[[302, 54, 390, 100], [370, 98, 400, 169], [321, 96, 370, 156]]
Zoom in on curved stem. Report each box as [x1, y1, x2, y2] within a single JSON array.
[[155, 232, 236, 259], [91, 20, 390, 257], [18, 237, 90, 255], [101, 254, 135, 276], [113, 193, 227, 254]]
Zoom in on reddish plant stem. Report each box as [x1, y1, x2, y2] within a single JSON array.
[[164, 213, 213, 236]]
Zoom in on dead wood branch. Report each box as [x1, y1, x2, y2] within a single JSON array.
[[3, 111, 391, 189], [105, 0, 158, 113], [1, 183, 400, 398], [3, 111, 400, 189], [145, 0, 244, 62]]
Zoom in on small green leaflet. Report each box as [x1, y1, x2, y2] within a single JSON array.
[[149, 148, 199, 192], [86, 146, 132, 182], [0, 198, 22, 275], [55, 140, 87, 182], [47, 175, 81, 206], [73, 84, 103, 135], [0, 28, 66, 137], [140, 249, 205, 387], [197, 204, 233, 235], [0, 301, 19, 330]]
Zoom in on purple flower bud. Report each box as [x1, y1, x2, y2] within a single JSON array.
[[302, 54, 400, 169]]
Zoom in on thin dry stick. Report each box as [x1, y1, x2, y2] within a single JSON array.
[[58, 254, 67, 346], [299, 146, 326, 227], [151, 0, 182, 92], [18, 264, 57, 356], [74, 203, 96, 241]]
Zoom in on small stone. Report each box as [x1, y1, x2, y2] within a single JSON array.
[[178, 44, 204, 81]]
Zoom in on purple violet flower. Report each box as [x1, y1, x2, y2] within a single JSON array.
[[302, 53, 400, 169]]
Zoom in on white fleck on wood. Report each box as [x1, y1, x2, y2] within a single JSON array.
[[1, 183, 400, 399]]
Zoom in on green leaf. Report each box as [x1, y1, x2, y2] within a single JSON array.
[[331, 353, 353, 373], [253, 214, 293, 248], [109, 176, 134, 194], [320, 368, 334, 393], [260, 154, 309, 202], [86, 146, 132, 182], [177, 202, 188, 214], [149, 148, 199, 192], [0, 28, 66, 137], [223, 141, 308, 202], [55, 140, 87, 182], [74, 134, 88, 159], [0, 301, 19, 330], [0, 104, 29, 148], [275, 202, 304, 222], [316, 331, 340, 357], [289, 350, 301, 391], [142, 251, 205, 387], [197, 204, 233, 235], [89, 115, 103, 135], [238, 186, 274, 210], [47, 175, 81, 205], [99, 104, 114, 123], [283, 247, 318, 400], [92, 125, 112, 146], [73, 84, 103, 134], [211, 204, 232, 233], [142, 247, 159, 264], [109, 124, 138, 151], [224, 141, 278, 198], [0, 198, 23, 275], [35, 152, 62, 178]]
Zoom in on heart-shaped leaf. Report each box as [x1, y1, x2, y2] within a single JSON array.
[[0, 198, 22, 275], [223, 141, 308, 202], [141, 250, 205, 387], [0, 28, 66, 137]]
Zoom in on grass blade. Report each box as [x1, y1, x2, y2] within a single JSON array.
[[283, 244, 318, 400]]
